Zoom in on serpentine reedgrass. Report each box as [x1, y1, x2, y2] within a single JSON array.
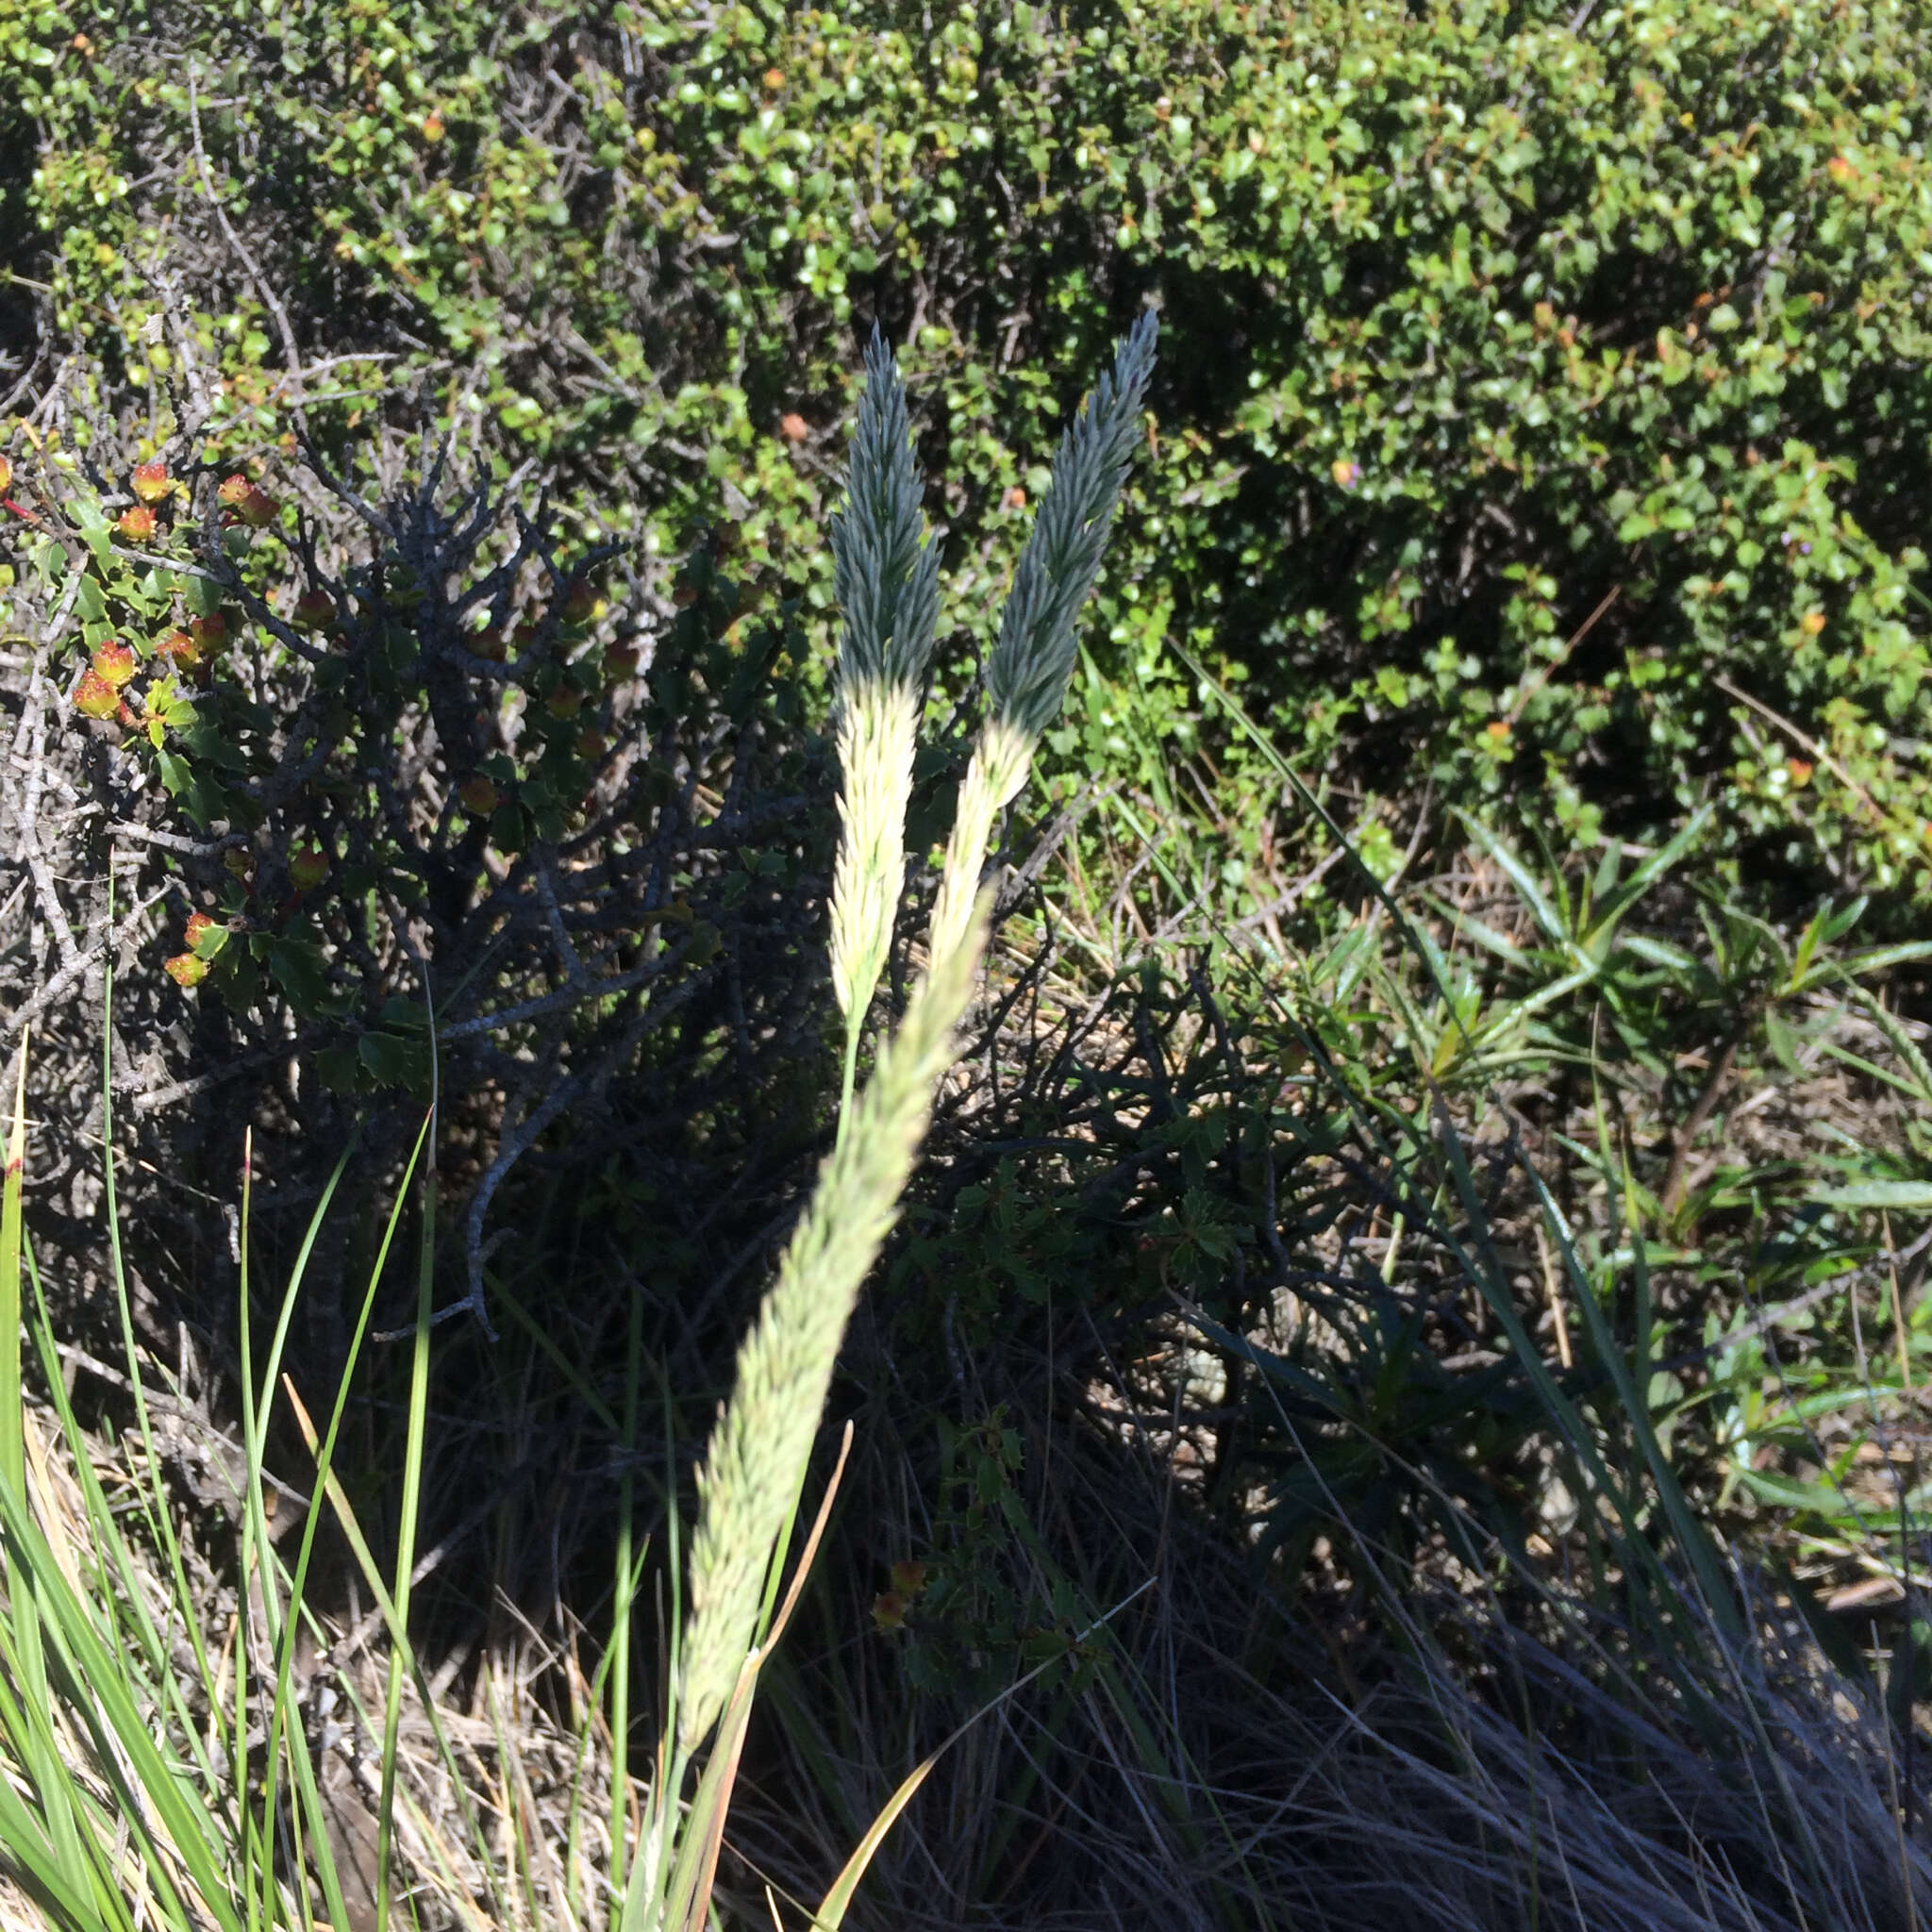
[[677, 888, 991, 1752], [679, 309, 1158, 1757], [827, 328, 942, 1118], [984, 308, 1159, 743]]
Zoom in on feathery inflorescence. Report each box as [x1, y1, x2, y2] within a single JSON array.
[[677, 890, 991, 1753], [983, 310, 1158, 742], [930, 309, 1159, 965], [826, 330, 941, 1041], [923, 714, 1035, 978], [828, 327, 941, 695], [827, 676, 920, 1030]]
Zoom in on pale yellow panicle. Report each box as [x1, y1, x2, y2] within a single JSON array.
[[678, 887, 991, 1753], [827, 676, 920, 1028]]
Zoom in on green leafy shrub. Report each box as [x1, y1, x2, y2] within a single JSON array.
[[10, 0, 1929, 906]]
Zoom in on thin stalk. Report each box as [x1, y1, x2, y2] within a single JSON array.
[[375, 1166, 438, 1930], [839, 1024, 862, 1130], [235, 1133, 341, 1932], [609, 1285, 642, 1899], [234, 1134, 267, 1924], [623, 1402, 690, 1930], [0, 1028, 25, 1502], [237, 1124, 364, 1932]]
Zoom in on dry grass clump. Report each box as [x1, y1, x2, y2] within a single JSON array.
[[721, 1353, 1932, 1932]]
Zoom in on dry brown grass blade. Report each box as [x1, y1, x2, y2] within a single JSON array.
[[673, 1659, 760, 1932], [766, 1422, 855, 1654]]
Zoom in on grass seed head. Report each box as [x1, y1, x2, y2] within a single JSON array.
[[984, 310, 1158, 742], [678, 893, 991, 1752], [828, 675, 920, 1024], [828, 327, 941, 697]]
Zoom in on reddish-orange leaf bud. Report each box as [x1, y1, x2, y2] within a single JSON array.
[[602, 641, 642, 683], [291, 588, 334, 628], [164, 952, 208, 988], [131, 460, 172, 504], [116, 504, 157, 541], [92, 641, 137, 688], [158, 629, 202, 674], [75, 669, 121, 719], [237, 486, 278, 528]]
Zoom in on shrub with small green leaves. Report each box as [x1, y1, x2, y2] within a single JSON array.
[[8, 0, 1929, 910]]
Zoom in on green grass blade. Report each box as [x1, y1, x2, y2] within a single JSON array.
[[609, 1283, 642, 1900], [236, 1128, 361, 1932], [1, 1028, 26, 1502], [0, 1464, 240, 1931], [1515, 1154, 1744, 1645], [376, 1166, 438, 1932]]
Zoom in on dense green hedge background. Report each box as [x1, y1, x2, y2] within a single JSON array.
[[8, 0, 1930, 909]]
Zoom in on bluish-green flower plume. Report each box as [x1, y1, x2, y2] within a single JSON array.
[[984, 310, 1159, 741]]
